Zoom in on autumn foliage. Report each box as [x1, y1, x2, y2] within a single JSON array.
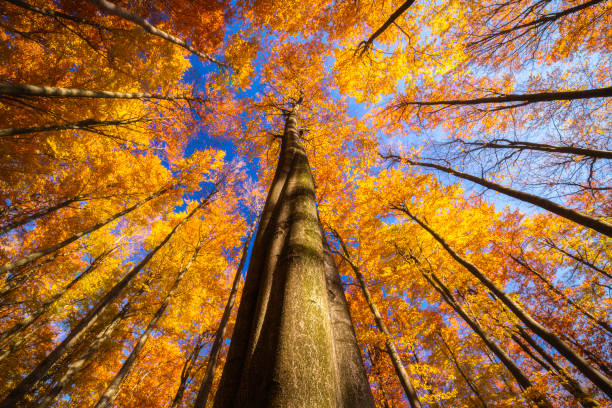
[[0, 0, 610, 407]]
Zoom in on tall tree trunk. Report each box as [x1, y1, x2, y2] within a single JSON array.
[[0, 197, 79, 235], [400, 251, 553, 408], [87, 0, 226, 67], [510, 255, 612, 335], [193, 217, 257, 407], [398, 207, 612, 397], [436, 332, 488, 408], [331, 228, 422, 408], [36, 298, 134, 408], [0, 84, 202, 101], [543, 239, 612, 280], [0, 117, 148, 139], [0, 187, 169, 276], [512, 330, 600, 408], [395, 86, 612, 108], [0, 189, 214, 408], [212, 99, 375, 407], [453, 138, 612, 160], [386, 158, 612, 237], [94, 237, 206, 408], [0, 245, 116, 347], [169, 331, 209, 408]]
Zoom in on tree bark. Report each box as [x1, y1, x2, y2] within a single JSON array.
[[408, 257, 553, 408], [386, 156, 612, 237], [0, 117, 147, 139], [193, 217, 257, 407], [94, 237, 206, 408], [513, 330, 600, 408], [4, 0, 110, 30], [0, 246, 115, 347], [0, 188, 214, 408], [453, 138, 612, 160], [358, 0, 416, 54], [510, 255, 612, 335], [395, 86, 612, 108], [0, 187, 169, 277], [87, 0, 227, 68], [0, 84, 203, 101], [36, 299, 133, 408], [332, 228, 422, 408], [212, 99, 375, 407], [398, 208, 612, 398], [437, 332, 488, 408]]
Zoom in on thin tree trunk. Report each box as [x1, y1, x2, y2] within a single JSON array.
[[469, 0, 606, 46], [543, 239, 612, 280], [510, 255, 612, 335], [0, 252, 62, 300], [0, 84, 203, 101], [94, 237, 206, 408], [366, 348, 392, 408], [0, 117, 147, 139], [0, 187, 169, 276], [454, 138, 612, 160], [87, 0, 227, 67], [331, 228, 422, 408], [0, 328, 37, 365], [4, 0, 110, 29], [559, 332, 612, 378], [409, 349, 444, 408], [0, 197, 80, 235], [193, 216, 257, 407], [437, 332, 488, 408], [385, 156, 612, 237], [398, 207, 612, 397], [0, 188, 214, 408], [0, 246, 115, 347], [358, 0, 416, 54], [512, 331, 600, 408], [36, 299, 133, 408], [212, 98, 375, 407], [169, 332, 209, 408], [395, 86, 612, 108], [409, 257, 552, 408]]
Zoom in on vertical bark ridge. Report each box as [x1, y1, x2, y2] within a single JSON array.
[[213, 101, 374, 407]]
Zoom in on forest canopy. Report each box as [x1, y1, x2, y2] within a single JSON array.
[[0, 0, 610, 407]]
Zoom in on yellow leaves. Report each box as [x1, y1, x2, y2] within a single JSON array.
[[222, 33, 260, 90]]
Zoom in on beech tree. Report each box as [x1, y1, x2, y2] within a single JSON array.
[[1, 0, 610, 407]]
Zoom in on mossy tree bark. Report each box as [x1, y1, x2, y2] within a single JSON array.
[[212, 99, 375, 407]]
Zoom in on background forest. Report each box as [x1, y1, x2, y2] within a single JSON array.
[[0, 0, 610, 407]]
